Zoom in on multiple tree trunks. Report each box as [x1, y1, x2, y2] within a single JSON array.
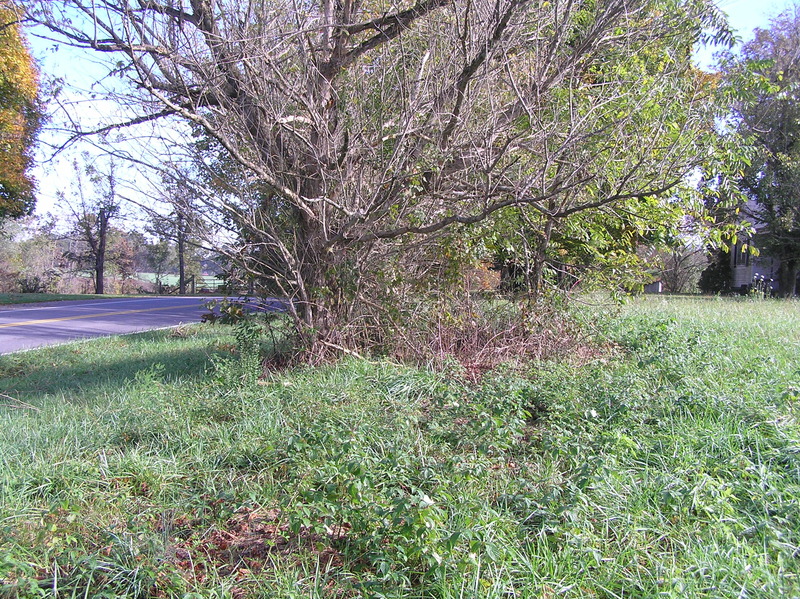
[[27, 0, 740, 347]]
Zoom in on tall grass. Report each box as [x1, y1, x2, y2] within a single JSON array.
[[1, 298, 798, 597]]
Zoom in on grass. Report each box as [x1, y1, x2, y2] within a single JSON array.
[[136, 273, 225, 288], [0, 293, 132, 305], [1, 298, 799, 597], [136, 273, 180, 285]]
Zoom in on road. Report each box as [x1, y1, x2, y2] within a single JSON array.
[[0, 296, 221, 354]]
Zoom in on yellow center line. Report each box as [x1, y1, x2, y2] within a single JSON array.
[[0, 305, 200, 329]]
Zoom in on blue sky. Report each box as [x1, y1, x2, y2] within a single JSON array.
[[718, 0, 795, 33], [27, 0, 800, 219], [694, 0, 797, 67]]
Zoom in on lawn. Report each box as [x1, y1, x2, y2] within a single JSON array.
[[1, 297, 798, 598], [135, 273, 180, 286], [136, 273, 226, 290], [0, 293, 129, 305]]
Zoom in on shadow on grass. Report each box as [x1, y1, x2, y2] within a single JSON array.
[[0, 327, 232, 406]]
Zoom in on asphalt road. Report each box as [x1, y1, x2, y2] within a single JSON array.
[[0, 296, 221, 354]]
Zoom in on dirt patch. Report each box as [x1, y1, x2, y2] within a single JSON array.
[[170, 507, 349, 581]]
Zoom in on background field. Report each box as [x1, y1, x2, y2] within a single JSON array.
[[135, 274, 226, 292], [1, 297, 798, 598]]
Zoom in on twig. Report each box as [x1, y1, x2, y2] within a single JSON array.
[[318, 340, 374, 362], [0, 393, 40, 412]]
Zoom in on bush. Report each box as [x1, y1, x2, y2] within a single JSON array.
[[16, 268, 62, 293], [698, 248, 731, 294]]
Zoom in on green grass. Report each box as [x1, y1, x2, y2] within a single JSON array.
[[136, 273, 225, 288], [0, 293, 132, 305], [136, 272, 180, 285], [1, 298, 799, 597]]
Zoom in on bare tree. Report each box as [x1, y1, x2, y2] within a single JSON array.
[[641, 244, 709, 293], [27, 0, 733, 351], [146, 177, 201, 295], [60, 159, 119, 294]]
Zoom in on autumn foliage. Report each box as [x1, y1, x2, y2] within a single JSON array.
[[0, 0, 41, 219]]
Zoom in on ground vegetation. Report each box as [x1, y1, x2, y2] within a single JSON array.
[[1, 297, 798, 597]]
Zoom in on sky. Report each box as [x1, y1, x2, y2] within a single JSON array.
[[25, 0, 800, 223], [694, 0, 797, 66]]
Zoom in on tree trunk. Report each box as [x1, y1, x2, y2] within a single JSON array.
[[290, 218, 356, 358], [779, 258, 798, 297], [177, 213, 186, 295], [529, 217, 555, 299], [94, 258, 104, 294], [94, 208, 109, 295]]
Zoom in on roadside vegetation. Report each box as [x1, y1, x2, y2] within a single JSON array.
[[2, 2, 797, 595], [0, 293, 129, 305], [1, 296, 798, 598]]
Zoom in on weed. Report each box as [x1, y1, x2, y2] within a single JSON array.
[[1, 298, 799, 596]]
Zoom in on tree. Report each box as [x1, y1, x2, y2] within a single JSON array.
[[698, 246, 732, 293], [722, 5, 800, 297], [0, 0, 42, 219], [144, 234, 174, 288], [27, 0, 734, 352], [147, 209, 201, 294], [162, 182, 200, 295], [61, 159, 119, 294], [639, 244, 708, 293], [0, 215, 66, 292], [145, 174, 204, 295], [107, 227, 137, 292]]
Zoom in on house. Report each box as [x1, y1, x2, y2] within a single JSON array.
[[727, 198, 796, 295], [643, 279, 663, 294], [729, 237, 781, 294]]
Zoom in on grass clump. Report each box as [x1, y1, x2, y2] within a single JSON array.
[[1, 297, 799, 597]]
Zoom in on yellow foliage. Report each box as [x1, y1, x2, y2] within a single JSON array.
[[0, 0, 41, 218], [0, 1, 38, 102]]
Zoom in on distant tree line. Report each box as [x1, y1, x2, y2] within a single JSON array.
[[0, 212, 205, 295]]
